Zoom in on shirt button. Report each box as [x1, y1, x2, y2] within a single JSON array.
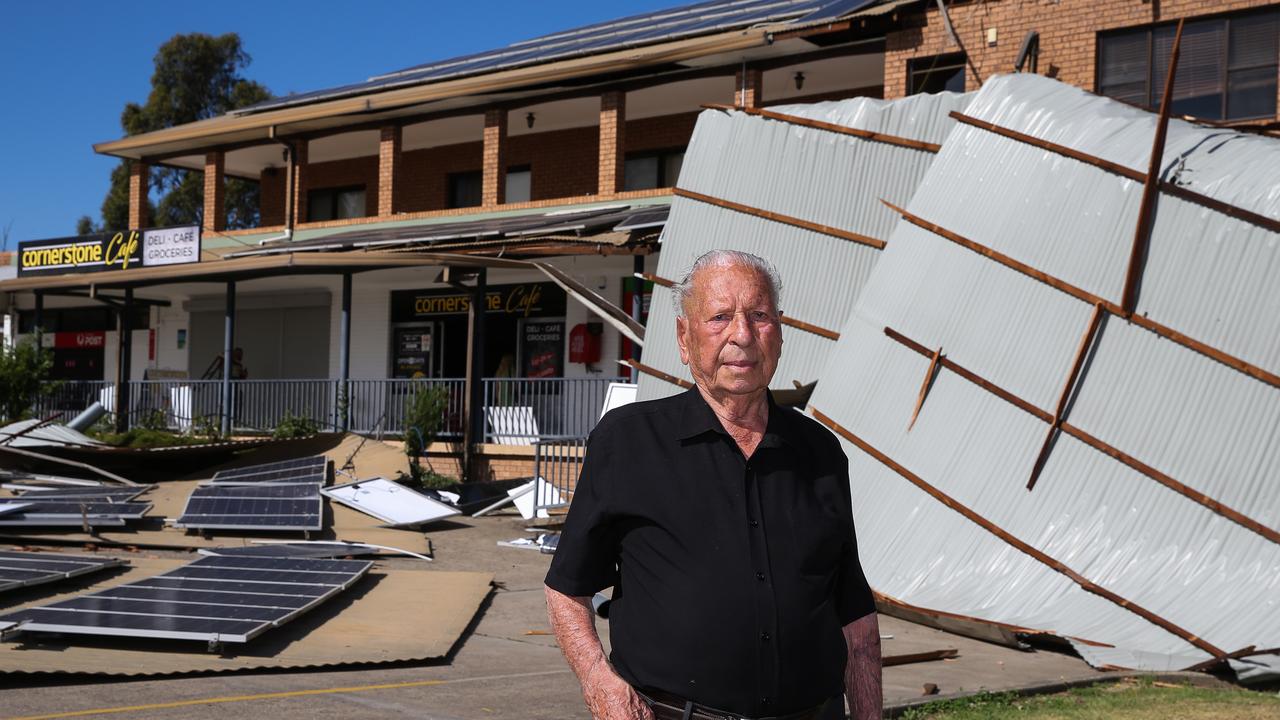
[[760, 631, 770, 642], [761, 697, 771, 706], [755, 572, 765, 582], [749, 519, 759, 528]]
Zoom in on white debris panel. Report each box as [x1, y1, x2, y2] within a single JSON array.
[[809, 74, 1280, 679], [636, 91, 970, 401]]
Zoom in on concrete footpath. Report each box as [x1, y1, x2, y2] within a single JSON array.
[[0, 514, 1105, 719]]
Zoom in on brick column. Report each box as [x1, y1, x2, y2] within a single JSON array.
[[378, 125, 402, 216], [128, 161, 149, 229], [734, 67, 764, 108], [598, 90, 627, 196], [203, 151, 226, 232], [482, 108, 508, 207], [291, 140, 309, 226]]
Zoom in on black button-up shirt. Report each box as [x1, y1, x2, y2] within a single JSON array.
[[546, 388, 875, 717]]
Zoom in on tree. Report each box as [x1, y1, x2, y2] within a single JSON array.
[[87, 33, 272, 233]]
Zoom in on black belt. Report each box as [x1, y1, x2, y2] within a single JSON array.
[[636, 687, 828, 720]]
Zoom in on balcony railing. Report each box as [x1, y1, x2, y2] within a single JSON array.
[[31, 377, 625, 443]]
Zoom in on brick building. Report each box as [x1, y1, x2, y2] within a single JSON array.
[[2, 0, 1276, 465]]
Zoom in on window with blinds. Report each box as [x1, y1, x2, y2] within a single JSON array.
[[1098, 10, 1279, 121]]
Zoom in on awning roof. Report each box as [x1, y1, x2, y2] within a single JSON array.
[[223, 202, 668, 258], [0, 252, 525, 293]]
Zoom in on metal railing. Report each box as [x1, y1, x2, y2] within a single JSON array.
[[533, 436, 588, 515], [482, 377, 624, 443], [30, 377, 622, 442]]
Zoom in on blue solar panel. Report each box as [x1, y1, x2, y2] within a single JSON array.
[[0, 556, 372, 644], [238, 0, 851, 114]]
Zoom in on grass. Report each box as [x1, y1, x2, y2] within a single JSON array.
[[898, 677, 1280, 720]]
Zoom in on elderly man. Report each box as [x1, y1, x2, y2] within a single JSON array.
[[546, 250, 881, 720]]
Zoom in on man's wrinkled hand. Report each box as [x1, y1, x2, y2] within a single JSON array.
[[582, 658, 654, 720]]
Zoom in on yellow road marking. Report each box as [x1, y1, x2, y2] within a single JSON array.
[[6, 669, 572, 720]]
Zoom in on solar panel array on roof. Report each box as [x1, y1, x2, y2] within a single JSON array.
[[0, 551, 127, 593], [227, 203, 668, 258], [0, 556, 372, 644], [237, 0, 865, 115]]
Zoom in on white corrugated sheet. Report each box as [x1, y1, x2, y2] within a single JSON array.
[[637, 91, 970, 400], [810, 74, 1280, 679]]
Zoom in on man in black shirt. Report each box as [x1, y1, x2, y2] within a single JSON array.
[[546, 250, 881, 720]]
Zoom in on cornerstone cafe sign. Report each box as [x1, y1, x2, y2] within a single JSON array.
[[17, 226, 201, 278], [390, 282, 567, 323]]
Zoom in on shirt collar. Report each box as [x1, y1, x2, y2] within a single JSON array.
[[677, 386, 797, 449]]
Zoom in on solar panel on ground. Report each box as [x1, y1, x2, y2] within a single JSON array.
[[323, 478, 460, 528], [0, 555, 372, 644], [0, 499, 151, 527], [209, 456, 328, 486], [11, 486, 151, 501], [0, 551, 127, 593], [198, 544, 382, 559], [174, 483, 323, 532]]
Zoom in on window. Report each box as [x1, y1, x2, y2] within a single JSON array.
[[1099, 10, 1279, 121], [624, 150, 684, 191], [447, 171, 482, 209], [307, 186, 366, 222], [908, 53, 967, 95], [507, 165, 532, 203]]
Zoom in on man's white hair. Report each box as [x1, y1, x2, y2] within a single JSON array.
[[672, 249, 782, 318]]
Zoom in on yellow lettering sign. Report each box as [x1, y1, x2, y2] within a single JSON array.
[[105, 231, 140, 269]]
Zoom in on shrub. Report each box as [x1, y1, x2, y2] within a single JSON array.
[[0, 336, 55, 423], [273, 411, 320, 439], [403, 385, 449, 486]]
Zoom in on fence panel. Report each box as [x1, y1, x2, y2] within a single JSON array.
[[346, 378, 466, 438], [482, 377, 624, 443]]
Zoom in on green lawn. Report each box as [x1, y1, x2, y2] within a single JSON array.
[[898, 678, 1280, 720]]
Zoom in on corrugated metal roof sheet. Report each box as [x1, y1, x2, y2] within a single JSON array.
[[809, 73, 1280, 679], [636, 90, 969, 400]]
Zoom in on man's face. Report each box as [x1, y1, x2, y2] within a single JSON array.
[[676, 262, 782, 398]]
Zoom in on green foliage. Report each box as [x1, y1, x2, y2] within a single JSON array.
[[89, 33, 272, 233], [137, 409, 169, 431], [95, 427, 208, 449], [0, 336, 55, 423], [898, 679, 1280, 719], [273, 411, 320, 439], [191, 414, 222, 441], [403, 385, 450, 486]]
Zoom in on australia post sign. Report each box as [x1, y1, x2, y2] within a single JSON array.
[[18, 225, 201, 277]]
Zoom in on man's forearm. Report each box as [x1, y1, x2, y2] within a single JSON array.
[[843, 613, 882, 720], [545, 585, 608, 681]]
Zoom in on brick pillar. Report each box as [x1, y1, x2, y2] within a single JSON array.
[[482, 108, 508, 207], [128, 161, 149, 229], [292, 140, 309, 226], [598, 90, 627, 196], [734, 67, 764, 108], [378, 125, 402, 216], [203, 151, 226, 232]]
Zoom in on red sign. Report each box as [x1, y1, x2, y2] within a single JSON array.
[[149, 329, 156, 361], [49, 331, 106, 349]]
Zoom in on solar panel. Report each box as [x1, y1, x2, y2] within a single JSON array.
[[12, 486, 151, 501], [209, 456, 329, 486], [198, 544, 382, 559], [0, 556, 372, 645], [0, 499, 151, 527], [323, 478, 460, 528], [0, 551, 128, 593], [173, 483, 323, 532]]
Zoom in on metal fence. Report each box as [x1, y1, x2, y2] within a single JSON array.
[[532, 436, 588, 514], [482, 377, 623, 443], [31, 377, 622, 442]]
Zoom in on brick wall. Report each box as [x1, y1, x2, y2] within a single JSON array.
[[884, 0, 1278, 102]]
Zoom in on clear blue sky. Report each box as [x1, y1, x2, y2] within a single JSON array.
[[0, 0, 681, 246]]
